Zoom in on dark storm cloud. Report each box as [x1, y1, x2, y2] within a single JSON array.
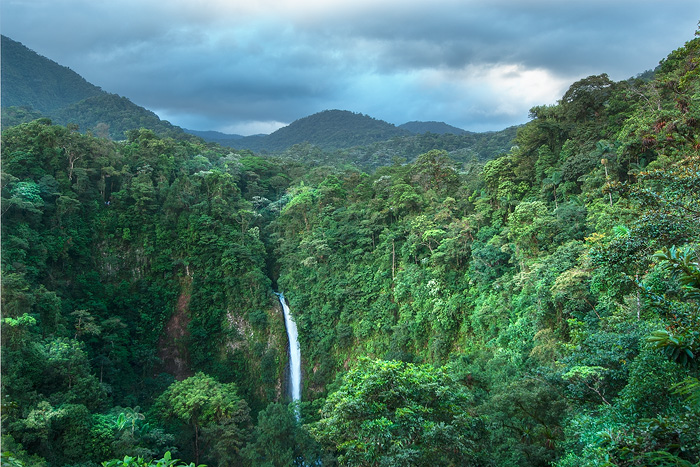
[[96, 24, 353, 130], [319, 0, 697, 76], [2, 0, 698, 134]]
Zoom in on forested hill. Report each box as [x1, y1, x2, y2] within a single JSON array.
[[398, 120, 467, 134], [191, 111, 517, 170], [49, 93, 190, 141], [0, 35, 190, 141], [2, 28, 700, 467], [232, 110, 411, 152], [183, 128, 246, 145], [1, 37, 515, 162], [0, 35, 104, 112]]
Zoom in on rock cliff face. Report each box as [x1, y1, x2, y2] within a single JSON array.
[[155, 279, 290, 405], [91, 209, 289, 409], [158, 280, 193, 380], [237, 293, 289, 403]]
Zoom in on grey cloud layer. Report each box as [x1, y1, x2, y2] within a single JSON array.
[[323, 1, 696, 75], [2, 0, 698, 133]]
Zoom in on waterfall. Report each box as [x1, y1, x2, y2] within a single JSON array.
[[277, 292, 301, 403]]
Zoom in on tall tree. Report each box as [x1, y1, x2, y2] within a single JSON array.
[[310, 359, 485, 466], [153, 373, 251, 465]]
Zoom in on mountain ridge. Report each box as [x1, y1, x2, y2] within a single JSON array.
[[1, 34, 189, 140], [398, 120, 467, 135], [1, 35, 104, 112], [231, 110, 411, 152], [1, 34, 515, 161]]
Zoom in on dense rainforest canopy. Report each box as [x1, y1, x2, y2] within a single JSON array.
[[2, 29, 700, 467]]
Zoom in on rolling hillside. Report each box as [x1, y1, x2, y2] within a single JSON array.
[[1, 35, 104, 112], [232, 110, 411, 152], [2, 35, 515, 165], [398, 120, 467, 135], [1, 35, 188, 140]]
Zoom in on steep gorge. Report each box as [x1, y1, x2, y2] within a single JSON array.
[[2, 30, 700, 466]]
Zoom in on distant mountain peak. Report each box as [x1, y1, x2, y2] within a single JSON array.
[[228, 109, 411, 152], [399, 121, 467, 135], [184, 128, 245, 142]]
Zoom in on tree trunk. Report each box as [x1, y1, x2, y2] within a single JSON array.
[[194, 424, 200, 465], [392, 240, 396, 281]]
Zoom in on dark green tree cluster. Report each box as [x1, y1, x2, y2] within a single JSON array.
[[273, 125, 517, 172], [309, 358, 485, 466], [0, 121, 305, 466]]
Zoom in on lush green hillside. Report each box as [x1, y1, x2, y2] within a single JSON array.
[[51, 93, 189, 140], [2, 29, 700, 467], [184, 128, 246, 145], [272, 32, 700, 465], [0, 35, 104, 112], [273, 125, 517, 172], [0, 106, 45, 129], [340, 125, 518, 169], [0, 124, 303, 466], [1, 36, 193, 141], [234, 110, 411, 152], [189, 114, 516, 171], [398, 120, 467, 134]]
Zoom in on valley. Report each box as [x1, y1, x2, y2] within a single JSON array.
[[1, 28, 700, 467]]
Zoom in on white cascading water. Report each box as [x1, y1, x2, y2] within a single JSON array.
[[277, 292, 301, 403]]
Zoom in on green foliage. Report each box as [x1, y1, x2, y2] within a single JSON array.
[[1, 120, 290, 466], [153, 373, 251, 465], [1, 106, 45, 129], [1, 434, 49, 467], [101, 451, 199, 467], [241, 402, 332, 466], [4, 27, 700, 467], [53, 94, 190, 141], [242, 122, 516, 171], [645, 246, 700, 368], [243, 110, 410, 152], [310, 359, 485, 466]]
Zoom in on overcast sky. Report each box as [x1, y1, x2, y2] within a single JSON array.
[[2, 1, 698, 135]]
